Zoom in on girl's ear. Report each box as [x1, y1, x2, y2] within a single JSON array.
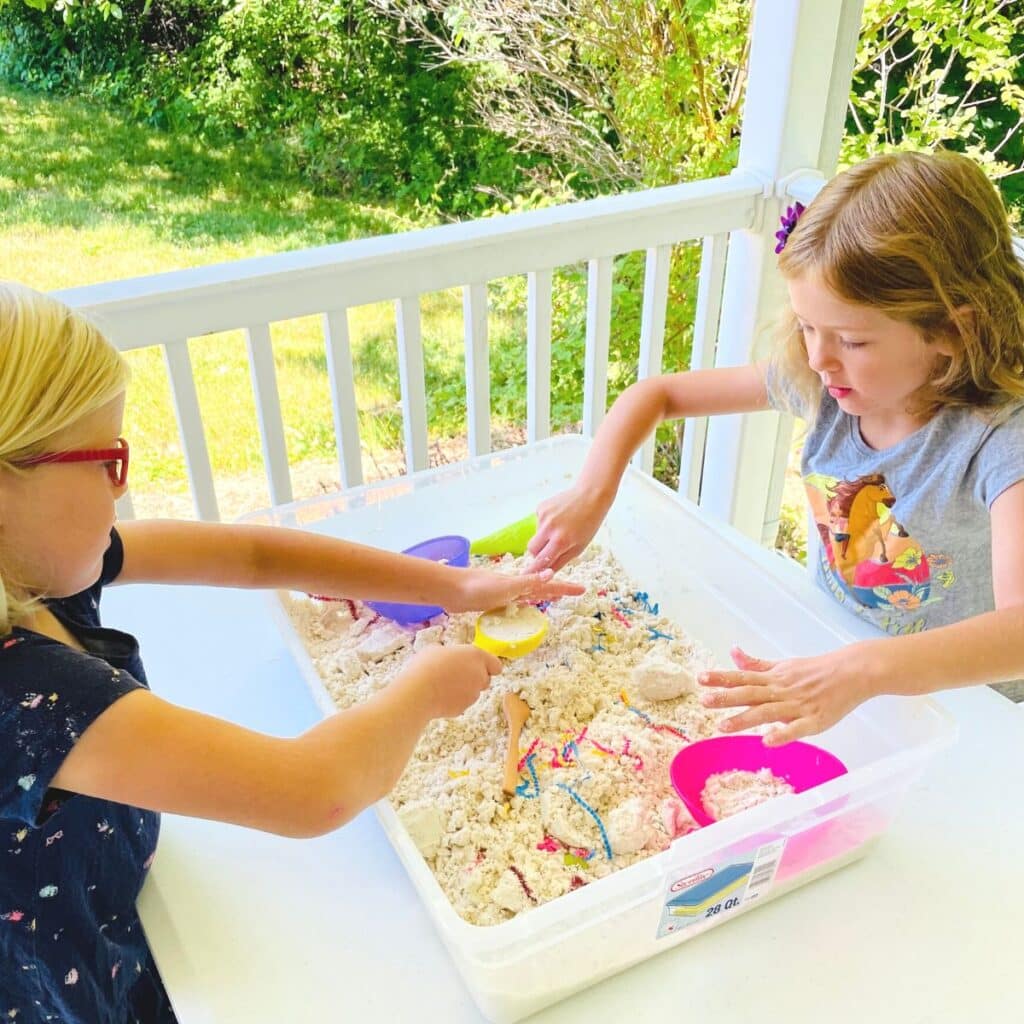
[[934, 305, 974, 356]]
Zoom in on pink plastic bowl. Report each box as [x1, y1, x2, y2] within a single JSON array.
[[669, 735, 848, 827], [366, 535, 470, 625]]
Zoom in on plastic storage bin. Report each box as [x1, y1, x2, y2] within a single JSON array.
[[249, 436, 956, 1023]]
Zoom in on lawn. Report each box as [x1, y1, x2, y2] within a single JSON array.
[[0, 84, 543, 514]]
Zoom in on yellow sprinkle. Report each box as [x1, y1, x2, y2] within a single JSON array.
[[619, 690, 630, 706], [499, 802, 510, 818], [447, 769, 470, 779]]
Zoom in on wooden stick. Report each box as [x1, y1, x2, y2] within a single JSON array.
[[502, 692, 532, 796]]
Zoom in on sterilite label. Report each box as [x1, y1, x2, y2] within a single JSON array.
[[656, 838, 787, 939]]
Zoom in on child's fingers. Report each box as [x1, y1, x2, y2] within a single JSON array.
[[700, 683, 777, 709], [764, 718, 813, 746], [532, 576, 585, 599], [527, 538, 557, 570], [729, 646, 775, 672], [514, 568, 553, 592], [526, 529, 548, 557], [698, 669, 765, 689], [718, 703, 798, 733], [480, 650, 503, 675]]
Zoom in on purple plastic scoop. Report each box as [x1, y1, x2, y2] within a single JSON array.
[[366, 534, 470, 625], [669, 734, 847, 827]]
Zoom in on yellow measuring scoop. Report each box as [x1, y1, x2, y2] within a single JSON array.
[[474, 604, 548, 659]]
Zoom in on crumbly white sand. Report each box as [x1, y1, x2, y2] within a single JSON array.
[[701, 769, 796, 821], [283, 546, 783, 925]]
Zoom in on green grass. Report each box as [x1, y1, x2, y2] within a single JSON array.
[[0, 84, 536, 495]]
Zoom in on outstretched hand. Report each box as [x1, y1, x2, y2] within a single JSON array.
[[698, 644, 881, 745], [447, 564, 585, 614], [526, 486, 611, 573]]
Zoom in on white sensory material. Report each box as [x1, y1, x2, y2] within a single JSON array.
[[284, 546, 789, 925], [701, 768, 796, 821]]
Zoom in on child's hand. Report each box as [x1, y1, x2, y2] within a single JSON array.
[[697, 643, 882, 745], [399, 644, 503, 718], [446, 565, 585, 613], [527, 485, 611, 572]]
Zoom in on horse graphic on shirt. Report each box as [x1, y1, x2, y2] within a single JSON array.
[[807, 472, 933, 611]]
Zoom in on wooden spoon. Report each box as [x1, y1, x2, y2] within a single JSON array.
[[502, 692, 532, 796]]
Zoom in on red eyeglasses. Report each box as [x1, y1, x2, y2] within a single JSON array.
[[14, 437, 130, 487]]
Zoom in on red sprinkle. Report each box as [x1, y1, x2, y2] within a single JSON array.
[[517, 737, 541, 771], [509, 865, 538, 903], [569, 875, 587, 890]]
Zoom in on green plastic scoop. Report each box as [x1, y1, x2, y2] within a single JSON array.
[[470, 513, 538, 557]]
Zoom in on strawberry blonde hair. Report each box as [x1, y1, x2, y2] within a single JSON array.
[[771, 150, 1024, 419]]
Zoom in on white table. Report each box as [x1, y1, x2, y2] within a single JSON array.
[[107, 578, 1023, 1024]]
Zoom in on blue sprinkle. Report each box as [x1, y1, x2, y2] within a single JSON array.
[[625, 703, 654, 725], [515, 753, 541, 799], [555, 782, 613, 861], [646, 626, 674, 641]]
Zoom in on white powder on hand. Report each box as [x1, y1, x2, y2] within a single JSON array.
[[700, 768, 795, 821], [284, 546, 737, 925]]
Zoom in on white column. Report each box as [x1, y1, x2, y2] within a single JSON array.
[[700, 0, 864, 544]]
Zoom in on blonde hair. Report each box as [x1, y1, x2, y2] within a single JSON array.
[[0, 282, 128, 632], [771, 150, 1024, 419]]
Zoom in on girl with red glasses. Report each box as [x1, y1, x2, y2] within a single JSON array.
[[0, 281, 582, 1024]]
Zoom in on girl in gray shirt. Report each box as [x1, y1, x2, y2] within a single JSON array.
[[528, 150, 1024, 745]]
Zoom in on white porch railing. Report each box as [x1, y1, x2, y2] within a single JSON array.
[[52, 0, 866, 544], [57, 175, 762, 523]]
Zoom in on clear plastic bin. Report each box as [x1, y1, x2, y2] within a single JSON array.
[[248, 436, 956, 1023]]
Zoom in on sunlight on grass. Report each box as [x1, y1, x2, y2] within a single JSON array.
[[0, 85, 537, 508]]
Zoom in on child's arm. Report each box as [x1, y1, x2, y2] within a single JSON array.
[[700, 479, 1024, 744], [115, 520, 583, 611], [527, 364, 771, 571], [49, 644, 502, 837]]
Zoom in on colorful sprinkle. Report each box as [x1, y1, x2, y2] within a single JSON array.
[[517, 737, 541, 771], [555, 782, 613, 861], [509, 865, 538, 903], [515, 753, 541, 799]]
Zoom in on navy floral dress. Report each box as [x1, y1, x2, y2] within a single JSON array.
[[1, 530, 176, 1022]]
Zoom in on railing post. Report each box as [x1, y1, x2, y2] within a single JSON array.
[[700, 0, 864, 545], [463, 283, 491, 457], [582, 257, 613, 437], [526, 270, 553, 443]]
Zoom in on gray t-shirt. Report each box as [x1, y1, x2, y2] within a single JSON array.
[[766, 368, 1024, 636]]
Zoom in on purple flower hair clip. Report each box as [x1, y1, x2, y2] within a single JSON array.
[[774, 202, 805, 254]]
